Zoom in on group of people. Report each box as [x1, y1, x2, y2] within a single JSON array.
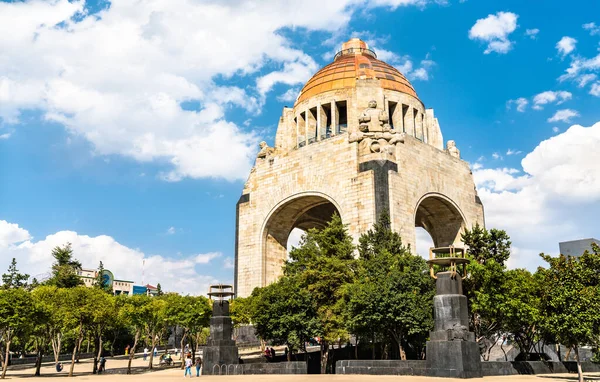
[[184, 355, 202, 377], [264, 347, 277, 362]]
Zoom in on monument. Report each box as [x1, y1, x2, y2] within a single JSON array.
[[426, 247, 482, 378], [235, 37, 485, 297], [202, 284, 239, 375]]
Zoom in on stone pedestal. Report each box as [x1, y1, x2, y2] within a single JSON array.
[[426, 272, 482, 378], [203, 301, 239, 375]]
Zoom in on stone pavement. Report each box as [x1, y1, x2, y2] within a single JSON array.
[[5, 356, 600, 381]]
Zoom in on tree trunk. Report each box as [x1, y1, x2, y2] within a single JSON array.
[[1, 339, 11, 379], [127, 329, 140, 374], [565, 347, 572, 361], [574, 345, 583, 382], [93, 333, 103, 374], [69, 326, 83, 377], [372, 333, 375, 360], [148, 334, 157, 370], [35, 347, 44, 376], [180, 329, 187, 369], [354, 339, 358, 359], [500, 340, 507, 361], [320, 341, 328, 374], [52, 332, 62, 364]]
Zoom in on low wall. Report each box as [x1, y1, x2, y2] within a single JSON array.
[[210, 361, 307, 375], [9, 353, 95, 366], [336, 360, 600, 376]]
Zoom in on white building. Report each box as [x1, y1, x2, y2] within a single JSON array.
[[77, 268, 135, 296]]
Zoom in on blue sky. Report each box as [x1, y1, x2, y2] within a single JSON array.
[[1, 0, 599, 294]]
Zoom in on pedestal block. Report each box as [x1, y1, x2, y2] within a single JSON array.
[[426, 272, 482, 378], [203, 301, 239, 375]]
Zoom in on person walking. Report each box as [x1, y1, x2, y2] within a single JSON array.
[[195, 356, 202, 377], [143, 347, 148, 361], [184, 355, 193, 378]]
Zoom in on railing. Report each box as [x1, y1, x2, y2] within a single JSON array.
[[334, 47, 377, 61]]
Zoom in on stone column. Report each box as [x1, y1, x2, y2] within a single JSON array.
[[304, 108, 309, 145], [202, 300, 239, 375], [317, 104, 322, 141], [331, 101, 337, 136], [425, 272, 482, 378], [296, 114, 299, 148]]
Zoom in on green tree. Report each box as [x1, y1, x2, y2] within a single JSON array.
[[62, 287, 95, 377], [0, 288, 33, 379], [120, 294, 151, 374], [30, 286, 63, 376], [48, 243, 83, 288], [144, 297, 168, 369], [1, 258, 29, 290], [462, 224, 512, 360], [156, 283, 163, 296], [346, 212, 434, 360], [251, 276, 319, 360], [93, 261, 112, 294], [285, 213, 356, 373], [502, 268, 542, 360], [230, 296, 254, 328], [538, 245, 600, 382], [88, 289, 116, 374]]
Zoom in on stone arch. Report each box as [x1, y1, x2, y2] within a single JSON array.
[[414, 193, 467, 248], [260, 192, 341, 286]]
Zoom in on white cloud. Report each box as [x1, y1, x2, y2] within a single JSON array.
[[590, 82, 600, 97], [506, 148, 522, 156], [547, 109, 579, 123], [468, 12, 519, 54], [507, 97, 528, 112], [0, 0, 434, 182], [0, 220, 220, 295], [531, 90, 572, 110], [166, 226, 176, 235], [552, 126, 560, 133], [0, 133, 11, 140], [223, 257, 235, 269], [577, 74, 597, 88], [277, 87, 300, 103], [474, 122, 600, 269], [556, 36, 577, 56], [583, 22, 600, 36], [525, 28, 539, 39], [492, 152, 503, 160]]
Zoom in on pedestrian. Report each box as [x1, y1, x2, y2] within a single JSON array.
[[195, 356, 202, 377], [99, 356, 106, 373], [153, 347, 157, 357], [184, 355, 193, 378], [270, 347, 276, 359], [143, 347, 148, 361], [55, 362, 63, 372], [125, 344, 130, 355], [264, 347, 271, 361]]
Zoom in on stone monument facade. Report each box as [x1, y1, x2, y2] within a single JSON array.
[[203, 285, 239, 375], [235, 38, 485, 297]]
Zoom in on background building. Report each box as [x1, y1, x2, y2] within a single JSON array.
[[77, 267, 148, 296], [559, 238, 600, 257]]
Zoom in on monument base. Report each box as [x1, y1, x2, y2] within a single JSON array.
[[426, 339, 482, 378], [202, 344, 239, 375]]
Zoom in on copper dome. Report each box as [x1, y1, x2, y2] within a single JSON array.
[[295, 38, 418, 105]]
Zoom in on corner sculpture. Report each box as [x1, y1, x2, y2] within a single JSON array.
[[425, 247, 482, 378], [203, 284, 239, 375]]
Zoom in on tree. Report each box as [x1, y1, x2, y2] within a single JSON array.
[[285, 213, 356, 373], [93, 261, 112, 294], [31, 286, 65, 366], [462, 224, 512, 360], [88, 290, 116, 374], [1, 258, 29, 290], [120, 295, 151, 374], [538, 245, 600, 382], [48, 243, 83, 288], [346, 212, 434, 360], [156, 283, 163, 296], [144, 297, 168, 369], [251, 277, 319, 360], [62, 287, 95, 377], [0, 288, 33, 379], [230, 297, 254, 328]]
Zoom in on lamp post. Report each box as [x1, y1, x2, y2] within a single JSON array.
[[203, 284, 239, 375], [425, 246, 482, 379]]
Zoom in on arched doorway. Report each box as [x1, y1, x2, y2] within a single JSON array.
[[414, 194, 466, 249], [261, 193, 341, 286]]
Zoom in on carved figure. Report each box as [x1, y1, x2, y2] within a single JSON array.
[[359, 100, 390, 133], [449, 323, 469, 341], [257, 141, 275, 159], [351, 100, 404, 153], [446, 140, 460, 159]]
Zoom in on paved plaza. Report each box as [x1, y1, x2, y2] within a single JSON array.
[[4, 356, 600, 381]]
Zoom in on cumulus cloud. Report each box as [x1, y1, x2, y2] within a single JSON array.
[[556, 36, 577, 56], [468, 12, 519, 54], [0, 220, 220, 295], [277, 87, 300, 103], [223, 257, 235, 269], [506, 148, 522, 156], [583, 22, 600, 36], [547, 109, 579, 123], [525, 28, 539, 39], [0, 0, 435, 181], [166, 226, 176, 235], [531, 90, 572, 110], [507, 97, 528, 112], [576, 74, 597, 88], [371, 48, 435, 81], [591, 82, 600, 97], [474, 122, 600, 269]]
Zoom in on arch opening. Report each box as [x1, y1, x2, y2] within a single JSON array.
[[262, 195, 340, 286], [415, 195, 466, 249]]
